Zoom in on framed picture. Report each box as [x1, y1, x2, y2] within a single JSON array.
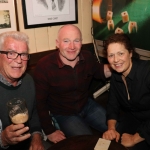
[[22, 0, 78, 29], [0, 0, 17, 34]]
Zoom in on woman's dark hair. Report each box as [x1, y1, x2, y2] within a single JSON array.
[[103, 33, 139, 58]]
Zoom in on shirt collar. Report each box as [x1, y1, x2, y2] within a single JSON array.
[[57, 51, 85, 68], [0, 73, 22, 86], [126, 58, 139, 80]]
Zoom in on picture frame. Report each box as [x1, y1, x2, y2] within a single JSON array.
[[22, 0, 78, 29], [0, 0, 17, 34]]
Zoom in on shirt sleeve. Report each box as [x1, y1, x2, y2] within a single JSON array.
[[136, 69, 150, 144], [137, 119, 150, 145], [29, 96, 43, 134], [92, 55, 106, 82], [34, 61, 56, 135], [106, 75, 120, 121], [25, 74, 43, 134]]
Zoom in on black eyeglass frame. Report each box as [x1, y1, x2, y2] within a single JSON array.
[[0, 50, 30, 61]]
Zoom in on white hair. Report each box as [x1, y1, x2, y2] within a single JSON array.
[[0, 31, 29, 50]]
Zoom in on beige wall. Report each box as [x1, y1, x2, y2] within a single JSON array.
[[16, 0, 92, 54]]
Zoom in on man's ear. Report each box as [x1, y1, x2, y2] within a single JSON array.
[[56, 39, 59, 48]]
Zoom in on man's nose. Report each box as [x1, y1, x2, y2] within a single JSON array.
[[69, 42, 75, 49], [14, 54, 22, 63]]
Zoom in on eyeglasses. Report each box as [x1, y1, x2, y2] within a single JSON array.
[[0, 50, 30, 61]]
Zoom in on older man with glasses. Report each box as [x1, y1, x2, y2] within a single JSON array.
[[0, 31, 44, 150], [0, 51, 30, 61]]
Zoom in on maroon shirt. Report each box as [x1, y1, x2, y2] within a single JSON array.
[[34, 50, 105, 134]]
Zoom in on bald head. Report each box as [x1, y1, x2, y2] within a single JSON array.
[[56, 24, 82, 66], [57, 24, 82, 40]]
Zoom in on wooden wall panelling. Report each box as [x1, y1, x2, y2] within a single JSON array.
[[35, 27, 50, 52], [48, 26, 62, 50], [81, 0, 92, 43]]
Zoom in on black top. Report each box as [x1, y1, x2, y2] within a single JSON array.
[[107, 58, 150, 143]]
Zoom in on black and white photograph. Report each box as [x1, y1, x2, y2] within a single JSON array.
[[33, 0, 68, 16], [22, 0, 78, 29], [0, 0, 17, 33], [0, 10, 11, 29]]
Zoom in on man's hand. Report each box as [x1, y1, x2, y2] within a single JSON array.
[[121, 133, 145, 147], [104, 64, 112, 78], [47, 130, 66, 143], [29, 133, 44, 150], [102, 129, 120, 142], [1, 124, 30, 146]]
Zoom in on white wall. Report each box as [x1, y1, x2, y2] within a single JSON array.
[[16, 0, 93, 54]]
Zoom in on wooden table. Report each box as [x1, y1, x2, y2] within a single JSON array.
[[48, 135, 128, 150]]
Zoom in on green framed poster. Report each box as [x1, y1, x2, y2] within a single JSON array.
[[92, 0, 150, 51]]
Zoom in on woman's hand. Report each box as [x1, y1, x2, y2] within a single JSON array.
[[102, 129, 120, 142], [121, 133, 145, 147]]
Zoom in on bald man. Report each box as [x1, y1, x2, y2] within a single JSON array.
[[34, 25, 111, 143]]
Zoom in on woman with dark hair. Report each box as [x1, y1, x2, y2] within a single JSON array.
[[102, 33, 150, 150]]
